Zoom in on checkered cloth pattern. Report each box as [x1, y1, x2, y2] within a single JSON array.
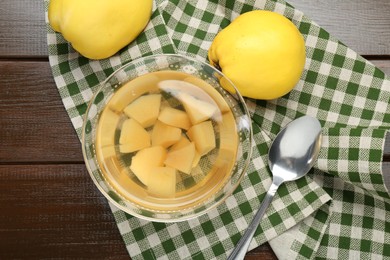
[[45, 0, 390, 259]]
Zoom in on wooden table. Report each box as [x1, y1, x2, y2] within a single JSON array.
[[0, 1, 389, 259]]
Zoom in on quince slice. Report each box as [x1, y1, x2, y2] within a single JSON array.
[[130, 146, 167, 186], [186, 120, 216, 156], [165, 142, 196, 174], [158, 106, 191, 130], [124, 94, 161, 128], [96, 108, 120, 147], [151, 120, 182, 148], [148, 167, 177, 198], [119, 118, 150, 153]]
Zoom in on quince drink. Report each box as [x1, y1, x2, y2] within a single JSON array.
[[95, 70, 238, 211]]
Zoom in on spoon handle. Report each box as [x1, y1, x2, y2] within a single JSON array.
[[227, 182, 280, 260]]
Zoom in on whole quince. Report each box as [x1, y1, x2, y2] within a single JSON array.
[[208, 10, 306, 100], [48, 0, 153, 60]]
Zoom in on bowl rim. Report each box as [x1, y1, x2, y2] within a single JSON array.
[[81, 53, 253, 222]]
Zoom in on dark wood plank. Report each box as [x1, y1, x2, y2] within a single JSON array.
[[386, 132, 390, 157], [245, 244, 278, 259], [0, 0, 47, 57], [383, 132, 390, 189], [288, 0, 390, 55], [0, 164, 129, 259], [0, 0, 389, 57], [0, 61, 83, 163]]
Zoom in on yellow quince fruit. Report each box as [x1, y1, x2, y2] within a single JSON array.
[[208, 10, 306, 100], [48, 0, 153, 60]]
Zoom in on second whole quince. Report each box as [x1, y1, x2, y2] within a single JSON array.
[[208, 10, 306, 100]]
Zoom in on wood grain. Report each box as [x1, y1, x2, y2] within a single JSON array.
[[0, 0, 47, 57], [288, 0, 390, 55], [0, 164, 129, 259], [0, 61, 83, 163]]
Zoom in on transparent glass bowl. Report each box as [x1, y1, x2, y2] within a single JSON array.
[[82, 54, 252, 222]]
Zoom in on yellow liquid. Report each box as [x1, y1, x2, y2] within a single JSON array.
[[95, 70, 238, 212]]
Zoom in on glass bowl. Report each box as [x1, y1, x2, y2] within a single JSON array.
[[82, 54, 252, 222]]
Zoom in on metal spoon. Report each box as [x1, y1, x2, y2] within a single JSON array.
[[228, 115, 322, 260]]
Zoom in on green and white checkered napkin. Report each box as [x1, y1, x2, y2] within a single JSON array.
[[45, 0, 390, 259]]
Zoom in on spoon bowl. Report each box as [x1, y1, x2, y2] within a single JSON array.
[[228, 115, 322, 260], [269, 115, 322, 184]]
